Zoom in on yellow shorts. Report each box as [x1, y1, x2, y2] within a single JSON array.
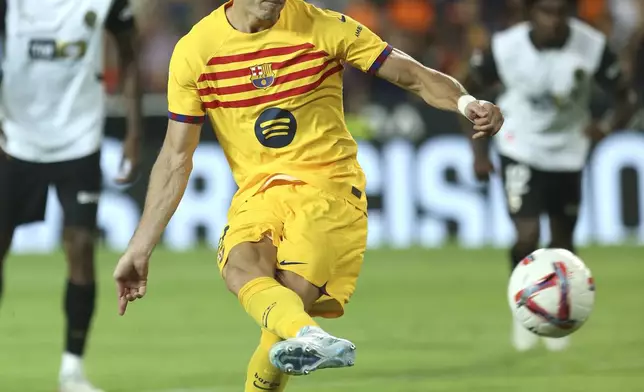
[[217, 183, 367, 318]]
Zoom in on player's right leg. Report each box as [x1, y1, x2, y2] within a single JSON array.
[[0, 152, 48, 304], [500, 156, 542, 351]]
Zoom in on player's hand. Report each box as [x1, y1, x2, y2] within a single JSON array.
[[465, 101, 504, 139], [585, 123, 608, 143], [113, 251, 149, 316], [473, 156, 495, 182], [115, 135, 140, 184]]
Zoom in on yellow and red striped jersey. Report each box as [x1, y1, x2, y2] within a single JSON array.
[[167, 0, 391, 214]]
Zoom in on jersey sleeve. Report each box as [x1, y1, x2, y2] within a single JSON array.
[[593, 43, 622, 94], [167, 38, 206, 124], [468, 47, 501, 87], [105, 0, 136, 36], [316, 10, 392, 74]]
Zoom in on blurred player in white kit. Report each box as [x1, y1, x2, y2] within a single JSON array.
[[0, 1, 141, 391], [464, 0, 637, 351]]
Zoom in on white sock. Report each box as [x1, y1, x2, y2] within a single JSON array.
[[60, 352, 84, 380]]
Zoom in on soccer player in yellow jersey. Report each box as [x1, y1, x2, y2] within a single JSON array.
[[113, 0, 504, 388]]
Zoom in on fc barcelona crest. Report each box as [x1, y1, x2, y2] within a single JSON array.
[[250, 64, 275, 89]]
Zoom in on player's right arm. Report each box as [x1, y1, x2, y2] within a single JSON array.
[[127, 120, 201, 258], [114, 38, 205, 315]]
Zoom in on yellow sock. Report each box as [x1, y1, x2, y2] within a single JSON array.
[[245, 330, 290, 392], [238, 277, 318, 339]]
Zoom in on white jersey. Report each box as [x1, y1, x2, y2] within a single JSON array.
[[471, 19, 621, 171], [0, 0, 133, 163]]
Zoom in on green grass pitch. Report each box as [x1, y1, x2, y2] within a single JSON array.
[[0, 246, 643, 391]]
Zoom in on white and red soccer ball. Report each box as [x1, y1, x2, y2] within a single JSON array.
[[508, 248, 596, 338]]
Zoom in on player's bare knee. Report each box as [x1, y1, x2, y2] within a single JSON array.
[[223, 238, 277, 295], [62, 227, 96, 284], [276, 270, 321, 312]]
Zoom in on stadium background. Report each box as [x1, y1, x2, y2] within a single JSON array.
[[2, 1, 644, 391]]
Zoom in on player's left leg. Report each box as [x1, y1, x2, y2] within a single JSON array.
[[52, 152, 103, 392], [546, 169, 582, 253], [243, 270, 319, 391], [542, 169, 583, 352], [267, 187, 366, 376]]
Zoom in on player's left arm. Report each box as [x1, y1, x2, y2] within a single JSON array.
[[376, 49, 503, 138], [323, 12, 502, 139], [592, 44, 639, 135], [106, 0, 143, 184]]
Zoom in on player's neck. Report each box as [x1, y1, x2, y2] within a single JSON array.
[[226, 4, 278, 33], [529, 26, 570, 50]]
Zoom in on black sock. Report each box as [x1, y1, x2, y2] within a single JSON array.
[[510, 246, 534, 273], [64, 281, 96, 356], [548, 243, 575, 254]]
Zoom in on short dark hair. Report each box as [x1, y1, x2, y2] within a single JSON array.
[[525, 0, 574, 9]]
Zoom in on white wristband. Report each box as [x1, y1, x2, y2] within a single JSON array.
[[458, 95, 477, 117]]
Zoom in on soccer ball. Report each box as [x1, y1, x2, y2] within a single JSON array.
[[507, 248, 595, 338]]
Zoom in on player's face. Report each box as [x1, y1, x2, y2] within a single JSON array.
[[245, 0, 286, 21], [531, 0, 569, 43]]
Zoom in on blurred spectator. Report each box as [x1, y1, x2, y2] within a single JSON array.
[[577, 0, 611, 33], [608, 0, 640, 51], [345, 0, 382, 33], [106, 0, 644, 114]]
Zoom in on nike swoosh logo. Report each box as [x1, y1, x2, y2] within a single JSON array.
[[338, 15, 346, 22], [253, 381, 278, 391], [279, 260, 307, 266]]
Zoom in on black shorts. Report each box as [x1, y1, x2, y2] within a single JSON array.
[[499, 155, 582, 219], [0, 151, 102, 230]]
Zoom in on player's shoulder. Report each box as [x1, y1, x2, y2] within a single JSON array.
[[180, 8, 227, 50], [567, 18, 606, 51], [490, 22, 530, 59], [491, 22, 530, 50], [171, 7, 227, 68], [284, 0, 346, 28], [566, 18, 607, 69], [287, 0, 332, 18]]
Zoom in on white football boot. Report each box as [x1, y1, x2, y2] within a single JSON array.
[[59, 353, 105, 392], [542, 336, 571, 352], [269, 326, 356, 376], [512, 318, 539, 352], [59, 375, 105, 392]]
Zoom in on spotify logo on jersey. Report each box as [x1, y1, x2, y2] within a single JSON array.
[[255, 108, 297, 148]]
